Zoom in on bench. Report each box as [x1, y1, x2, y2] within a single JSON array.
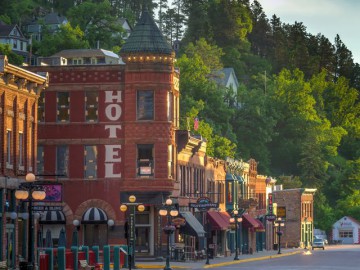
[[79, 260, 94, 270], [0, 261, 7, 270]]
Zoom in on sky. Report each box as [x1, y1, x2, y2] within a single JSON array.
[[257, 0, 360, 64]]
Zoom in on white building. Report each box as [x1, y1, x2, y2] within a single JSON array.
[[332, 216, 360, 244]]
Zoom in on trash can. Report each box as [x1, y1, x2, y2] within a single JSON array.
[[39, 254, 49, 270], [273, 243, 278, 250]]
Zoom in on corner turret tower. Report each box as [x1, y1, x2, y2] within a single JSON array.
[[120, 9, 180, 193]]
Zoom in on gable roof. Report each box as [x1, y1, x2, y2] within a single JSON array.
[[120, 9, 172, 55], [0, 24, 14, 36], [43, 12, 67, 25], [213, 68, 239, 89], [0, 24, 26, 40]]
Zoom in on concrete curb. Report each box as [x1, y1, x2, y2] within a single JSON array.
[[136, 250, 303, 269]]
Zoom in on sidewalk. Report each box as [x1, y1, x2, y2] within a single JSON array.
[[136, 248, 304, 269]]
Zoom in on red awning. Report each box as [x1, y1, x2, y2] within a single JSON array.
[[254, 218, 265, 232], [242, 214, 265, 232], [207, 211, 230, 230]]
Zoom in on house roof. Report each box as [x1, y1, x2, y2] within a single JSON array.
[[0, 24, 17, 36], [213, 68, 239, 88], [52, 49, 119, 59], [43, 12, 67, 25], [0, 24, 26, 41], [120, 9, 172, 55]]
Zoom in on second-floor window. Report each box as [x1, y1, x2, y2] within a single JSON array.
[[37, 146, 44, 176], [137, 144, 153, 177], [137, 90, 154, 120], [56, 145, 69, 177], [6, 130, 12, 167], [84, 145, 97, 179], [38, 92, 45, 122], [57, 92, 69, 122], [18, 132, 24, 168], [85, 91, 98, 122]]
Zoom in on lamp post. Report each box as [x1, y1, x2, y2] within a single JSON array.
[[274, 218, 285, 254], [159, 198, 178, 270], [15, 173, 46, 270], [120, 195, 145, 270], [230, 210, 242, 260]]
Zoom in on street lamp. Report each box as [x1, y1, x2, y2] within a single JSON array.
[[229, 210, 242, 260], [159, 198, 179, 270], [120, 195, 145, 270], [274, 218, 285, 254], [15, 173, 46, 270]]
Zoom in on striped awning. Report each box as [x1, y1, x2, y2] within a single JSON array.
[[82, 207, 108, 224], [40, 210, 66, 224]]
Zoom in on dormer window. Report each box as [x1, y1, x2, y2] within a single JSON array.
[[72, 58, 82, 65]]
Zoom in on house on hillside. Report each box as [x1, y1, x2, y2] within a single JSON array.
[[0, 21, 29, 59], [24, 12, 68, 42], [117, 18, 132, 39], [38, 49, 122, 66], [212, 67, 239, 106]]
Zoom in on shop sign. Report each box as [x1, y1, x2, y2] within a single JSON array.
[[32, 205, 63, 211], [277, 206, 286, 218], [189, 197, 219, 211], [172, 217, 186, 226], [265, 214, 276, 221]]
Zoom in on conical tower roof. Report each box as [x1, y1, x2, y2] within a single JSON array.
[[120, 9, 173, 55]]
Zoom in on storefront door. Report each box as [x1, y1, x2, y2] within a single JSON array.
[[6, 224, 15, 268]]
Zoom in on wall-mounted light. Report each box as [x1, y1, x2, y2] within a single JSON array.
[[107, 219, 115, 227], [73, 219, 80, 227], [10, 212, 18, 219]]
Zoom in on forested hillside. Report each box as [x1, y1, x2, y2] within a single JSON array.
[[1, 0, 359, 232]]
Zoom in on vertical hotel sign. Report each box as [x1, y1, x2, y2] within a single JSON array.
[[104, 90, 122, 178], [268, 193, 273, 214], [266, 193, 276, 221]]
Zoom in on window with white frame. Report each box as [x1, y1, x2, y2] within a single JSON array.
[[85, 91, 98, 122], [84, 145, 97, 179], [339, 230, 353, 238], [72, 58, 82, 65], [57, 92, 70, 122]]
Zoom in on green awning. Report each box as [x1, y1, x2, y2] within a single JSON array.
[[226, 173, 236, 181], [235, 174, 244, 183]]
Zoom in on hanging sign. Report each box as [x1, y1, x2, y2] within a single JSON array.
[[189, 197, 219, 211]]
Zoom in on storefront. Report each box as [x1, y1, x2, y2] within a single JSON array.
[[206, 211, 230, 257], [332, 216, 360, 244], [179, 211, 206, 260]]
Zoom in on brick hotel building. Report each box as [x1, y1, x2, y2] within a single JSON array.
[[29, 9, 180, 256]]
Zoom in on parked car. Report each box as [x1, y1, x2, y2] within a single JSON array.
[[314, 235, 328, 245], [312, 238, 325, 250]]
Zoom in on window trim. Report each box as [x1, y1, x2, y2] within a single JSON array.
[[137, 144, 154, 178]]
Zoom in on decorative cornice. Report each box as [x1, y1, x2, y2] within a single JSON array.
[[0, 55, 48, 94]]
